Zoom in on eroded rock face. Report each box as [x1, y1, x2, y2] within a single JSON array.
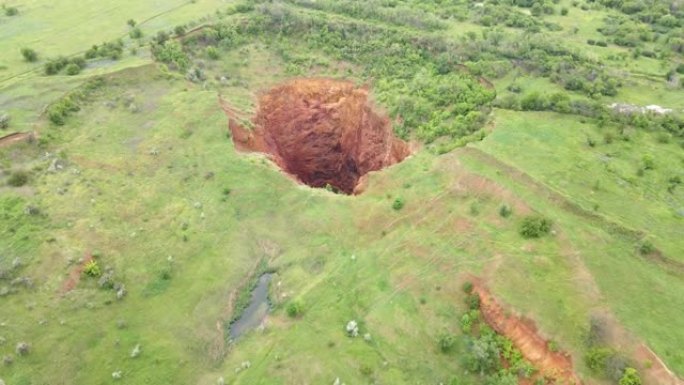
[[229, 78, 410, 194]]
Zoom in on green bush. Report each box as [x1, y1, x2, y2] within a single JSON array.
[[174, 25, 187, 36], [0, 113, 9, 129], [466, 293, 481, 310], [462, 281, 474, 294], [127, 19, 136, 27], [619, 367, 641, 385], [439, 333, 456, 353], [206, 46, 219, 60], [499, 204, 512, 218], [638, 240, 655, 255], [519, 215, 552, 238], [129, 27, 143, 39], [286, 300, 303, 318], [65, 63, 81, 76], [83, 260, 102, 277], [20, 47, 38, 62], [7, 171, 29, 187], [585, 347, 614, 373], [392, 197, 405, 211], [4, 5, 19, 16]]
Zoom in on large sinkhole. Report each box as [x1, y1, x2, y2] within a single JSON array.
[[228, 78, 410, 194]]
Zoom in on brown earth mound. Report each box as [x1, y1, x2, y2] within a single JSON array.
[[473, 283, 583, 385], [227, 78, 410, 194]]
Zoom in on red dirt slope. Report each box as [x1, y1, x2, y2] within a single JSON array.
[[474, 284, 583, 385], [227, 78, 410, 194]]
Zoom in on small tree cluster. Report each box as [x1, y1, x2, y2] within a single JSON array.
[[44, 56, 86, 76], [85, 40, 124, 60], [519, 215, 552, 238]]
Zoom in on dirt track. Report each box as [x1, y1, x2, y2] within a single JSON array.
[[0, 131, 34, 148], [226, 78, 410, 194]]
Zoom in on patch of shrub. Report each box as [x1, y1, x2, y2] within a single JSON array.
[[83, 260, 101, 277], [499, 204, 512, 218], [7, 171, 29, 187], [519, 215, 552, 238], [65, 63, 81, 76], [585, 346, 614, 373], [466, 293, 481, 310], [638, 240, 655, 255], [151, 40, 190, 70], [206, 46, 219, 60], [84, 40, 124, 60], [462, 281, 474, 294], [129, 27, 143, 39], [127, 19, 136, 27], [286, 300, 303, 318], [174, 25, 187, 36], [392, 197, 405, 210], [0, 113, 10, 130], [4, 5, 19, 16], [641, 154, 655, 170], [439, 333, 456, 353], [619, 367, 642, 385], [20, 48, 38, 62]]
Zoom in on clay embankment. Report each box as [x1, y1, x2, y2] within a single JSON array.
[[474, 284, 583, 384], [226, 78, 410, 194]]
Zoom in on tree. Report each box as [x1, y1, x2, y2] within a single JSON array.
[[20, 48, 38, 62]]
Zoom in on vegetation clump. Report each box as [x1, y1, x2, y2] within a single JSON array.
[[20, 48, 37, 62], [519, 215, 553, 238]]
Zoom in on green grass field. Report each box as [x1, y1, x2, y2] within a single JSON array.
[[1, 0, 683, 384]]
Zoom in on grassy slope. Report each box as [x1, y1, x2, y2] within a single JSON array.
[[1, 1, 684, 385]]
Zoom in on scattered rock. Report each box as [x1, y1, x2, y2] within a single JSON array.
[[24, 205, 40, 216], [15, 342, 30, 356], [12, 258, 21, 269], [47, 158, 66, 173], [363, 333, 372, 342], [112, 370, 123, 379], [0, 287, 9, 297], [241, 360, 251, 369], [0, 377, 5, 385], [130, 344, 141, 358], [116, 319, 127, 329], [193, 201, 202, 209], [217, 376, 225, 385], [346, 320, 359, 337], [2, 355, 12, 366], [116, 285, 127, 300], [0, 336, 5, 345], [149, 148, 159, 156]]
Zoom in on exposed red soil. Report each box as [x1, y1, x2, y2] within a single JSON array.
[[0, 131, 36, 148], [225, 78, 410, 194], [60, 253, 94, 294], [473, 282, 583, 385]]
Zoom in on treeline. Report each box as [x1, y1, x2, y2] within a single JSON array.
[[495, 91, 684, 138]]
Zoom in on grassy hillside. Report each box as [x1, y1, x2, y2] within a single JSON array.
[[1, 0, 683, 384]]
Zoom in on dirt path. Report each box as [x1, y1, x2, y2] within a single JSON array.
[[634, 344, 684, 385], [60, 253, 94, 294], [0, 131, 35, 148], [473, 282, 583, 385]]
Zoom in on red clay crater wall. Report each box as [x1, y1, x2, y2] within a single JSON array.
[[229, 78, 410, 194]]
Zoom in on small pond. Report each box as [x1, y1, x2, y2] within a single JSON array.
[[229, 273, 273, 340]]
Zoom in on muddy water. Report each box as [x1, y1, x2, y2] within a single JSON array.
[[229, 273, 273, 340]]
